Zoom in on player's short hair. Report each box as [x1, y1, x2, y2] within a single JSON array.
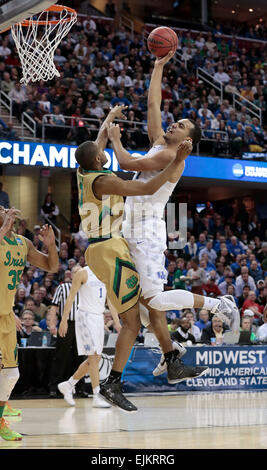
[[188, 119, 202, 146], [75, 140, 98, 170]]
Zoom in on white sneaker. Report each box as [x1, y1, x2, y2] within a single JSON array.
[[58, 381, 76, 406], [152, 341, 187, 377], [92, 393, 112, 408], [211, 295, 238, 326]]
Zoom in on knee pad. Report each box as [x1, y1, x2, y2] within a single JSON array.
[[0, 367, 20, 401]]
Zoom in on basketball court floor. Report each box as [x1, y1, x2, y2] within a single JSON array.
[[1, 391, 267, 449]]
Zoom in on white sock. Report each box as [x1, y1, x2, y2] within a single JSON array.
[[93, 386, 100, 395], [203, 297, 220, 311], [68, 377, 78, 387]]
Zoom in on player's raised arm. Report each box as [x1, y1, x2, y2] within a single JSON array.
[[108, 123, 174, 171], [26, 224, 59, 273], [147, 50, 176, 146], [94, 105, 127, 151], [93, 128, 192, 198]]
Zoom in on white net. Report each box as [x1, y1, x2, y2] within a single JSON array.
[[11, 6, 77, 85]]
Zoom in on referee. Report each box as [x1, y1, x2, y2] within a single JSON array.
[[48, 267, 86, 398]]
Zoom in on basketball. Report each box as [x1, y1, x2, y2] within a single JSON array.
[[147, 26, 179, 58]]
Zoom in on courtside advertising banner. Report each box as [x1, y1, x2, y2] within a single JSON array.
[[0, 140, 267, 183], [122, 345, 267, 393]]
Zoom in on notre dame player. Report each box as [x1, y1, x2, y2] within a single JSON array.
[[0, 206, 58, 441]]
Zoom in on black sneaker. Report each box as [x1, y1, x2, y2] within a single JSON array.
[[100, 382, 138, 412], [167, 354, 209, 384]]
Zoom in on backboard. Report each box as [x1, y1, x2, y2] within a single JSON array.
[[0, 0, 56, 32]]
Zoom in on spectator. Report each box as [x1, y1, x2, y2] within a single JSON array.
[[39, 307, 59, 342], [187, 257, 207, 295], [165, 261, 177, 291], [17, 219, 34, 241], [256, 306, 267, 342], [184, 235, 198, 259], [32, 288, 48, 320], [17, 310, 42, 345], [1, 71, 14, 94], [235, 268, 257, 297], [110, 89, 131, 107], [167, 318, 180, 334], [171, 317, 196, 345], [0, 37, 11, 57], [41, 194, 59, 224], [249, 260, 264, 283], [183, 310, 201, 341], [195, 308, 211, 331], [8, 82, 27, 118], [199, 241, 217, 264], [39, 286, 52, 307], [241, 291, 264, 321], [203, 275, 222, 297], [218, 274, 234, 296], [18, 272, 31, 296], [240, 315, 257, 343], [214, 65, 230, 84], [201, 314, 229, 345], [13, 287, 26, 317], [23, 295, 42, 323]]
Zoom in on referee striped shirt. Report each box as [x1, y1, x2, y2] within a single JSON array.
[[52, 282, 79, 321]]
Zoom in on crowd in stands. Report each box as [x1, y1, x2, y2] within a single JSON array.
[[153, 196, 267, 345], [0, 12, 266, 157], [209, 21, 267, 42]]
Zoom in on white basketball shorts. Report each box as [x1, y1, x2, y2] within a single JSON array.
[[75, 308, 104, 356], [123, 219, 168, 300]]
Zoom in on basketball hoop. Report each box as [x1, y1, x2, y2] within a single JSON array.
[[11, 4, 77, 85]]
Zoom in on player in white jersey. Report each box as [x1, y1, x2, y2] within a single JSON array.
[[108, 50, 239, 362], [57, 265, 120, 408]]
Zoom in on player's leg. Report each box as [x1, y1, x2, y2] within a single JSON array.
[[140, 298, 208, 384], [146, 291, 240, 333], [139, 304, 186, 376], [86, 354, 111, 408], [100, 302, 141, 412], [0, 314, 22, 441], [58, 358, 88, 406], [125, 230, 238, 332], [86, 238, 142, 412]]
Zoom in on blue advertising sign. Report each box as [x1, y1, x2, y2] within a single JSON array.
[[0, 139, 267, 183], [122, 345, 267, 393]]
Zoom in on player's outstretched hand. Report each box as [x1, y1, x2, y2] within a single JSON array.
[[108, 123, 122, 141], [175, 138, 193, 162], [1, 207, 21, 234], [109, 104, 128, 120], [155, 50, 176, 67], [39, 224, 56, 246]]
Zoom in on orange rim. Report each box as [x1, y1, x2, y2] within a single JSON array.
[[19, 5, 77, 27]]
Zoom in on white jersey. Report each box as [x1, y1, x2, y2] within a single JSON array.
[[124, 145, 177, 232], [78, 266, 106, 315], [122, 145, 180, 299]]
